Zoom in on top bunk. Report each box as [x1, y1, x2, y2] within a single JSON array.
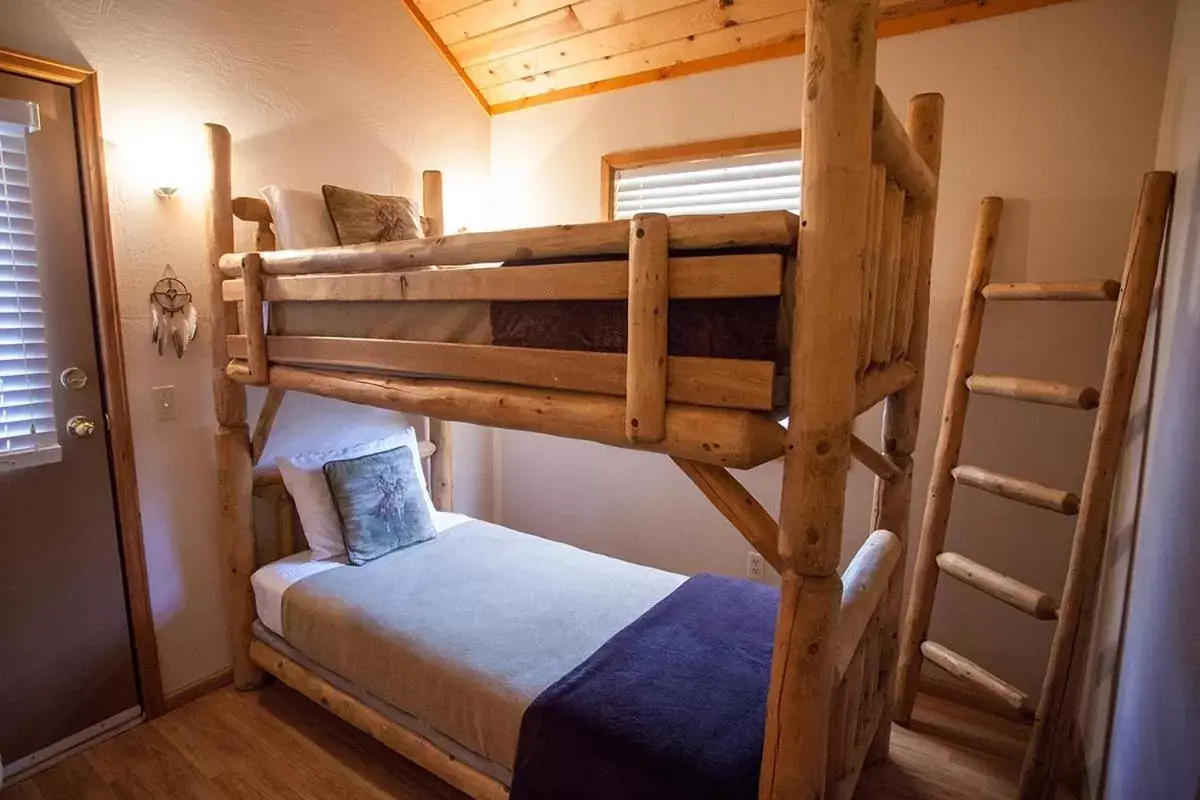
[[207, 88, 935, 472]]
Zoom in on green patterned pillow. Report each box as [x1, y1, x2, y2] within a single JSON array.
[[322, 445, 436, 565]]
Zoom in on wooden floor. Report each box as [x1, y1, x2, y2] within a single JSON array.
[[2, 684, 1032, 800]]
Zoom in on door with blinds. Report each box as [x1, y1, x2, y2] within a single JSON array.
[[0, 72, 139, 776]]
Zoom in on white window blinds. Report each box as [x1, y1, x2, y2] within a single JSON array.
[[0, 100, 58, 471], [612, 149, 802, 219]]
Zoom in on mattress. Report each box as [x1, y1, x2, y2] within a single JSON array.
[[269, 295, 783, 362], [251, 510, 473, 637], [250, 517, 685, 773]]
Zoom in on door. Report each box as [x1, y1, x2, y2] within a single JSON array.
[[0, 71, 139, 771]]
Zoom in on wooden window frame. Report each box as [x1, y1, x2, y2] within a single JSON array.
[[0, 47, 164, 717], [600, 129, 802, 221]]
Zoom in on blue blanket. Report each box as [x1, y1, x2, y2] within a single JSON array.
[[509, 573, 779, 800]]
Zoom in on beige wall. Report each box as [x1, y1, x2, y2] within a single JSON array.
[[489, 0, 1175, 698], [0, 0, 492, 695]]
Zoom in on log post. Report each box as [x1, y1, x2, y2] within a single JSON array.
[[1019, 172, 1174, 800], [277, 491, 297, 560], [241, 252, 268, 384], [866, 93, 944, 762], [420, 169, 453, 511], [253, 219, 276, 252], [422, 170, 444, 238], [429, 419, 454, 512], [858, 165, 887, 373], [205, 123, 262, 690], [871, 182, 905, 366], [625, 213, 669, 444], [761, 0, 878, 795], [891, 195, 999, 728]]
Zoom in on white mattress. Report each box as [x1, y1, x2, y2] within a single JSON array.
[[252, 510, 472, 636]]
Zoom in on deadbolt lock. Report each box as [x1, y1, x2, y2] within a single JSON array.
[[60, 367, 88, 390]]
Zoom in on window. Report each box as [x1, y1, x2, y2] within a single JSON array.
[[0, 98, 57, 471], [601, 130, 802, 220]]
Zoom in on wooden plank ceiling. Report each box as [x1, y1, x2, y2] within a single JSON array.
[[402, 0, 1068, 114]]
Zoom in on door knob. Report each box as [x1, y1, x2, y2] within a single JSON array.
[[67, 415, 97, 438]]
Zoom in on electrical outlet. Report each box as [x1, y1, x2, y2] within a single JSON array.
[[152, 385, 177, 421], [747, 551, 766, 582]]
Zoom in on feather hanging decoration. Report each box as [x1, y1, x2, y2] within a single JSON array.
[[149, 265, 197, 359], [150, 300, 161, 345]]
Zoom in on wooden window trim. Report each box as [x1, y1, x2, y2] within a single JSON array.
[[0, 46, 165, 718], [600, 129, 802, 220]]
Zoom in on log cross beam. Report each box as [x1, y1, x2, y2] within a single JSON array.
[[671, 457, 785, 575], [250, 388, 287, 466]]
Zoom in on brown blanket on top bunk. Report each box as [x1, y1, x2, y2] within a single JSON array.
[[269, 297, 780, 362]]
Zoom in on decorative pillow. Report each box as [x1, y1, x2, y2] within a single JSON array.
[[322, 184, 424, 246], [275, 429, 433, 559], [259, 185, 340, 249], [324, 445, 436, 565]]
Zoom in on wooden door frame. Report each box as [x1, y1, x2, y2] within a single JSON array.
[[0, 46, 164, 718]]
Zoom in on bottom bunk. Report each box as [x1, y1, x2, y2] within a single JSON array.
[[245, 499, 900, 800]]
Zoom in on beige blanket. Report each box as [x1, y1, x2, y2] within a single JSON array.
[[281, 520, 684, 769]]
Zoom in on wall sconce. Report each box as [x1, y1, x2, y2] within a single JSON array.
[[154, 186, 179, 199]]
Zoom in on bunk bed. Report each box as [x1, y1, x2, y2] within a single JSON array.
[[206, 2, 944, 797]]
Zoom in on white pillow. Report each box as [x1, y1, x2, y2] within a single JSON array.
[[275, 429, 434, 559], [260, 185, 339, 250]]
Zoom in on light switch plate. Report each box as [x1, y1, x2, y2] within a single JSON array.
[[152, 385, 177, 421]]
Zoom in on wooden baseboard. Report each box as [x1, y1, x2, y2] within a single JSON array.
[[164, 668, 233, 712]]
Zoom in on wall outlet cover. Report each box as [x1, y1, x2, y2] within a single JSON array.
[[747, 551, 766, 581]]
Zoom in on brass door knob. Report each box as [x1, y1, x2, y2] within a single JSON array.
[[67, 415, 97, 438]]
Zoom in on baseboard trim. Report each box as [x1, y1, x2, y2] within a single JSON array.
[[2, 707, 142, 786], [165, 668, 233, 711]]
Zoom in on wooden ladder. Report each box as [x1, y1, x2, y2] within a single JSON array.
[[893, 172, 1174, 800]]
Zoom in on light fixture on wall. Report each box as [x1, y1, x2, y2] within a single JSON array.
[[154, 186, 179, 199]]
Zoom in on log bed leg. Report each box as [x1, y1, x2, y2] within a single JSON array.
[[868, 93, 944, 760], [762, 575, 843, 799], [206, 122, 262, 690], [762, 0, 878, 796], [429, 418, 454, 512]]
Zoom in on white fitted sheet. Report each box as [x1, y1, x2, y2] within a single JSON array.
[[252, 510, 472, 636]]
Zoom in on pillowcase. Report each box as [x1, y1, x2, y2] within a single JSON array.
[[275, 429, 434, 559], [259, 185, 340, 250], [322, 184, 424, 246], [324, 445, 436, 565]]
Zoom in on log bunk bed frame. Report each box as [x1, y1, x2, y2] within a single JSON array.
[[206, 1, 944, 797]]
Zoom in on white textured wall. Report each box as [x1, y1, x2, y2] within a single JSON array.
[[1106, 0, 1200, 795], [0, 0, 492, 695], [489, 0, 1175, 699]]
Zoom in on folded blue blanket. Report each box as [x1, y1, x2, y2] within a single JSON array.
[[510, 573, 779, 800]]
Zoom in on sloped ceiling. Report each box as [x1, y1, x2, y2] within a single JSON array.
[[401, 0, 1069, 114]]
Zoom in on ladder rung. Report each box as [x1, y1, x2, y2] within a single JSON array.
[[967, 373, 1100, 410], [981, 280, 1120, 301], [953, 465, 1080, 515], [921, 640, 1034, 721], [937, 552, 1059, 620]]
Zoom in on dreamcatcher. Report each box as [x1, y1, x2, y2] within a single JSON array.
[[149, 265, 198, 358]]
